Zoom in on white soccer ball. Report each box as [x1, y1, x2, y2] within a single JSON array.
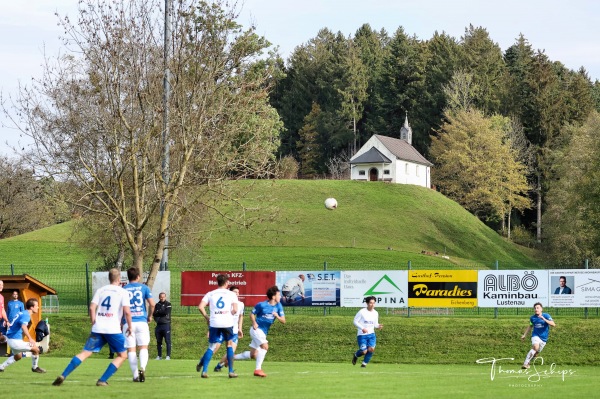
[[324, 198, 338, 210]]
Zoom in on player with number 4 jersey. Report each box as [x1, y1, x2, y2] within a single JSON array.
[[53, 268, 133, 387]]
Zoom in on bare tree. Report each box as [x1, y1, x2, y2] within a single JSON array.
[[326, 150, 351, 180], [3, 0, 282, 287]]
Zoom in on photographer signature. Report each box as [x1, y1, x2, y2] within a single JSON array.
[[476, 356, 576, 382]]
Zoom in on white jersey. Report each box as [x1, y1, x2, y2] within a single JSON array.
[[91, 284, 130, 334], [233, 300, 244, 334], [353, 308, 379, 336], [202, 288, 237, 328]]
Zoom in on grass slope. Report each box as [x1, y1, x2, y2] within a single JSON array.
[[194, 180, 539, 268], [45, 314, 600, 366], [0, 180, 539, 272]]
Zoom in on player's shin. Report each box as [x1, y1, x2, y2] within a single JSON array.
[[227, 347, 235, 373]]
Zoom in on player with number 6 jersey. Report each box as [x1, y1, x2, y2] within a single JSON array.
[[196, 274, 238, 378]]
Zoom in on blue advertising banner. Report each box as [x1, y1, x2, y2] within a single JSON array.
[[275, 271, 341, 306]]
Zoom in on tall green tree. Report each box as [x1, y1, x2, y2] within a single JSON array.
[[337, 36, 368, 154], [430, 109, 530, 224], [276, 28, 348, 168], [296, 103, 323, 177], [544, 111, 600, 267], [354, 24, 388, 148], [378, 28, 427, 149], [459, 25, 508, 114]]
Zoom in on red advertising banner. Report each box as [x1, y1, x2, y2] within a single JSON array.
[[181, 271, 276, 307]]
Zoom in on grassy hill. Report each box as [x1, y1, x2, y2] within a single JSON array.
[[0, 180, 540, 272], [185, 180, 540, 269]]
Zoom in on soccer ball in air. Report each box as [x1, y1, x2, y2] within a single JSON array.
[[324, 198, 338, 210]]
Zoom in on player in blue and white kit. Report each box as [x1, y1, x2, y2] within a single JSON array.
[[234, 285, 285, 378], [352, 296, 383, 368], [7, 290, 25, 321], [197, 274, 238, 378], [0, 298, 45, 373], [214, 286, 245, 372], [53, 268, 133, 387], [521, 302, 555, 369], [123, 267, 155, 382]]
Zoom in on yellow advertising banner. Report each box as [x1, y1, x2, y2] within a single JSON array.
[[408, 270, 477, 307]]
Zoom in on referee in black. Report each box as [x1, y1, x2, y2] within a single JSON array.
[[153, 292, 172, 360]]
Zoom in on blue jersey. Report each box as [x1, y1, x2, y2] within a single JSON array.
[[7, 300, 25, 321], [530, 312, 553, 342], [6, 311, 30, 339], [252, 300, 284, 335], [124, 282, 153, 322]]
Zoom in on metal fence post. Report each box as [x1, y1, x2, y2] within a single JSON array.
[[10, 264, 14, 275], [584, 259, 589, 319], [407, 260, 411, 318], [494, 260, 499, 319], [85, 263, 90, 313], [242, 262, 246, 271], [323, 261, 327, 316]]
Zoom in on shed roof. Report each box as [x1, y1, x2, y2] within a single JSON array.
[[349, 146, 392, 164], [374, 135, 433, 166]]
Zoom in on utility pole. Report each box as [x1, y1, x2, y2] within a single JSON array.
[[160, 0, 171, 271]]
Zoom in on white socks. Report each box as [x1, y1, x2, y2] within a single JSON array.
[[255, 348, 267, 370], [0, 356, 15, 370], [139, 348, 148, 371], [128, 352, 139, 378], [234, 351, 251, 360], [524, 349, 537, 365]]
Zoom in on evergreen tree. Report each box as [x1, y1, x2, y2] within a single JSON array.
[[459, 25, 508, 114], [296, 103, 323, 178], [337, 36, 369, 154]]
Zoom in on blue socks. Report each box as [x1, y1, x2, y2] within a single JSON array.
[[202, 349, 213, 373], [99, 363, 118, 382], [364, 351, 373, 364], [62, 356, 82, 378], [227, 347, 234, 373]]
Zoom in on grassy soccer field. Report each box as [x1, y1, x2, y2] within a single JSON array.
[[1, 358, 596, 399]]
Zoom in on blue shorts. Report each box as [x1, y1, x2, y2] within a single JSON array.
[[83, 332, 126, 353], [357, 333, 376, 350], [208, 327, 234, 344], [0, 322, 6, 335], [230, 334, 239, 345]]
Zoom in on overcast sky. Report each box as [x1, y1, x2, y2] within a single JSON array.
[[1, 0, 599, 157]]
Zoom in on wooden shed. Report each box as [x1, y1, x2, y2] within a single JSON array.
[[1, 274, 56, 355]]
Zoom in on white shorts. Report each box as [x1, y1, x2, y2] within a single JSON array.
[[123, 321, 150, 348], [531, 336, 547, 352], [249, 327, 268, 349], [7, 338, 33, 354]]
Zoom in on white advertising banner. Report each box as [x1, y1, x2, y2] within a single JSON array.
[[549, 269, 600, 308], [92, 271, 171, 301], [340, 270, 408, 307], [477, 270, 548, 308]]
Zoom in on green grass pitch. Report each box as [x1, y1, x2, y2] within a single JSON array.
[[1, 357, 597, 399]]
